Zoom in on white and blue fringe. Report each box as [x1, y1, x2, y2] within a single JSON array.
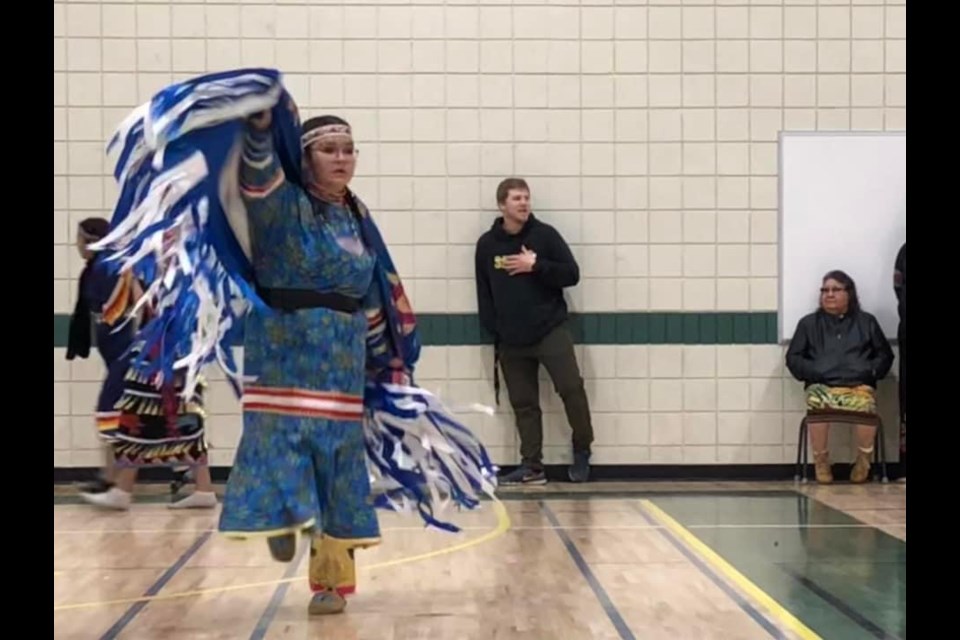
[[364, 384, 499, 532], [93, 70, 282, 399]]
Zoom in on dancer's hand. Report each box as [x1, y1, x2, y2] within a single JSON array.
[[390, 370, 411, 386], [249, 110, 272, 130]]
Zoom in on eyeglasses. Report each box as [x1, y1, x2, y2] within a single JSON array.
[[820, 287, 846, 294], [311, 145, 359, 158]]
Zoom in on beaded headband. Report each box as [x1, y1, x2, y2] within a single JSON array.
[[300, 124, 352, 150]]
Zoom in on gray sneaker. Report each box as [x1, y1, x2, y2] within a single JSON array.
[[499, 465, 547, 485]]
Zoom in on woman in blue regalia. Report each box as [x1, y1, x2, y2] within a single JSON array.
[[218, 108, 415, 614], [93, 69, 498, 617]]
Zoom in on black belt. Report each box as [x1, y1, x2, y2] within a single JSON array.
[[258, 287, 361, 314]]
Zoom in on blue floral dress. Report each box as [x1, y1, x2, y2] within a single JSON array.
[[218, 125, 389, 595]]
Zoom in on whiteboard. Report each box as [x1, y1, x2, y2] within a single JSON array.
[[778, 132, 906, 342]]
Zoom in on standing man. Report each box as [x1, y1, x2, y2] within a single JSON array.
[[474, 178, 594, 484], [894, 242, 906, 481]]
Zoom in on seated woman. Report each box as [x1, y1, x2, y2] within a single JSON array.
[[786, 270, 894, 484]]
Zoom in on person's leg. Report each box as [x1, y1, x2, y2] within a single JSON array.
[[807, 421, 833, 483], [168, 463, 218, 509], [101, 447, 116, 484], [842, 385, 880, 483], [77, 445, 116, 494], [112, 467, 137, 491], [805, 384, 848, 484], [80, 373, 132, 506], [307, 420, 380, 615], [80, 362, 126, 494], [538, 324, 594, 482], [194, 464, 214, 492], [218, 410, 320, 562], [850, 423, 878, 483], [498, 345, 546, 484], [160, 388, 218, 509]]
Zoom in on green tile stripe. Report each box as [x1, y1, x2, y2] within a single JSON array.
[[54, 312, 778, 347]]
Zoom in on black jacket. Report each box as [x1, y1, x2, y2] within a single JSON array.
[[475, 214, 579, 347], [894, 243, 905, 336], [786, 309, 894, 388]]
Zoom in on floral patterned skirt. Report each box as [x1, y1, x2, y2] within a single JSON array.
[[805, 383, 877, 416], [218, 409, 381, 595]]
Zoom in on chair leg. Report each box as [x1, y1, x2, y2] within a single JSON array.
[[795, 419, 802, 481], [795, 417, 808, 483], [875, 417, 888, 483]]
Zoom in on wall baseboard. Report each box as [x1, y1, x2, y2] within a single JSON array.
[[54, 462, 903, 486]]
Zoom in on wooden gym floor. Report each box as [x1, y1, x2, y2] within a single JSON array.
[[54, 481, 906, 640]]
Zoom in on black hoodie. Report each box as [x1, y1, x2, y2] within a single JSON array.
[[475, 214, 579, 347]]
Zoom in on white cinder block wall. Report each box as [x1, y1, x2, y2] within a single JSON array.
[[54, 0, 906, 470]]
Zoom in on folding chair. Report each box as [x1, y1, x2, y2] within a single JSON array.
[[794, 412, 888, 483]]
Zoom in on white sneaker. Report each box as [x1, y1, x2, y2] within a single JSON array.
[[80, 487, 132, 510], [168, 491, 218, 509]]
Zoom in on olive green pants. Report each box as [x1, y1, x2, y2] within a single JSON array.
[[498, 323, 594, 467]]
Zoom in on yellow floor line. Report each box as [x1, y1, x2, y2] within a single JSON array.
[[640, 499, 822, 640]]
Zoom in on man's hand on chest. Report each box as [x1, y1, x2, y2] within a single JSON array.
[[497, 245, 537, 276]]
